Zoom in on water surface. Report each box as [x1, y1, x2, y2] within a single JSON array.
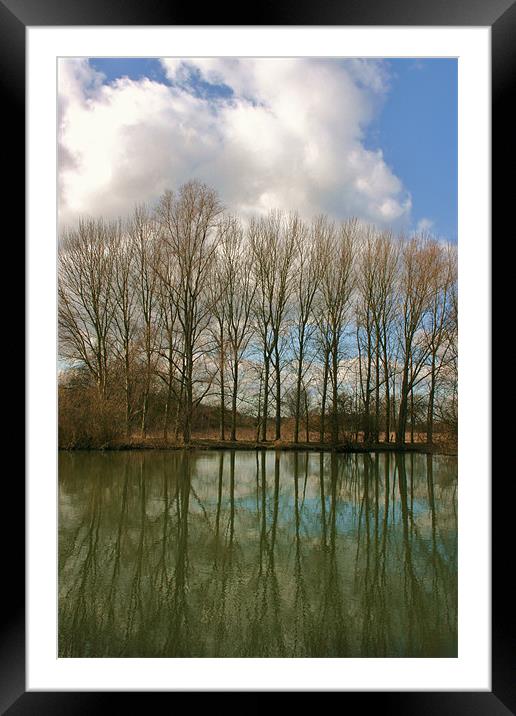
[[59, 449, 457, 657]]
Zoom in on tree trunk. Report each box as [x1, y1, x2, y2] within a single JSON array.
[[320, 348, 329, 443], [183, 344, 193, 445], [219, 326, 226, 441], [125, 376, 131, 440], [363, 333, 372, 443], [427, 354, 436, 444], [305, 389, 310, 443], [294, 327, 305, 444], [409, 351, 415, 444], [274, 342, 282, 440], [410, 387, 415, 444], [231, 355, 239, 441], [375, 338, 380, 443], [255, 371, 262, 442], [331, 343, 339, 444], [163, 377, 173, 442], [141, 333, 152, 439], [396, 364, 410, 446], [141, 390, 149, 438], [261, 354, 270, 442], [383, 338, 390, 444], [174, 379, 183, 442]]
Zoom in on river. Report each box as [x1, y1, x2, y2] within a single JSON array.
[[59, 449, 457, 657]]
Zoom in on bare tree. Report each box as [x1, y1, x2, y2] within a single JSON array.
[[372, 232, 399, 443], [424, 242, 457, 443], [58, 218, 117, 400], [434, 272, 458, 439], [356, 227, 377, 443], [291, 217, 321, 443], [130, 204, 161, 438], [271, 215, 296, 440], [155, 180, 223, 444], [395, 235, 439, 445], [58, 188, 458, 450], [219, 216, 257, 441], [249, 216, 274, 441], [208, 237, 229, 441], [356, 227, 399, 443], [316, 218, 356, 444], [155, 233, 182, 441], [111, 222, 137, 437], [250, 211, 295, 441]]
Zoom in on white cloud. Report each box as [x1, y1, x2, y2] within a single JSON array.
[[58, 57, 412, 229], [416, 217, 434, 233]]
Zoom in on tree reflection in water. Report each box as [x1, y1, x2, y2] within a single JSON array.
[[59, 449, 457, 657]]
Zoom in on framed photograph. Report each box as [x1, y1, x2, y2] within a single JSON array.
[[5, 0, 511, 709]]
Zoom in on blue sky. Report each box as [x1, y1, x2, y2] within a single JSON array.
[[61, 57, 457, 242], [90, 58, 168, 84], [369, 59, 457, 243]]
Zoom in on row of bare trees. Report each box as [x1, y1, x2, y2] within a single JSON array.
[[59, 180, 457, 448]]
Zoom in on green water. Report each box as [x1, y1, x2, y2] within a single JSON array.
[[59, 449, 457, 658]]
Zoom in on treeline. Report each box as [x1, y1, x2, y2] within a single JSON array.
[[58, 180, 457, 449]]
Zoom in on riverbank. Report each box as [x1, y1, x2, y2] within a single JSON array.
[[59, 438, 457, 456]]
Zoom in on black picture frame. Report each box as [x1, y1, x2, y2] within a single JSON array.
[[5, 0, 513, 710]]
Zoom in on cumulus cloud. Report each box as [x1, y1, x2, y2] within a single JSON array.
[[58, 57, 412, 229]]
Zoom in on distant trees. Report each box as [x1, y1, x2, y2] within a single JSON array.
[[58, 180, 458, 448]]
